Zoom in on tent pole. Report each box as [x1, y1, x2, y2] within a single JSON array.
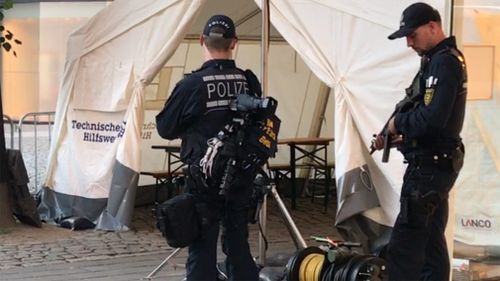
[[261, 0, 270, 98], [449, 0, 454, 36], [258, 0, 270, 267]]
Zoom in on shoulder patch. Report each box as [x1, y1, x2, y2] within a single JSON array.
[[449, 48, 467, 70], [424, 88, 434, 106]]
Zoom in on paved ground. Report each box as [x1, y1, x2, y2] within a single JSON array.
[[0, 197, 339, 281], [2, 125, 342, 280]]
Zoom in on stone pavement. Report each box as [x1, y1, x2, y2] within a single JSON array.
[[0, 197, 339, 281]]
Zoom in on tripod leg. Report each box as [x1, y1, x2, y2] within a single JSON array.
[[143, 248, 183, 280], [269, 186, 307, 249], [257, 186, 308, 267], [258, 194, 268, 266]]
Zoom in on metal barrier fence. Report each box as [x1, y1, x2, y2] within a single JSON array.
[[2, 114, 15, 149], [17, 111, 55, 193]]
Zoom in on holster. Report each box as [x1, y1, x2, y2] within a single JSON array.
[[185, 164, 209, 194], [451, 144, 465, 173], [400, 190, 441, 227]]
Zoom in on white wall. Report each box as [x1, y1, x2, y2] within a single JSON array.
[[2, 2, 110, 119]]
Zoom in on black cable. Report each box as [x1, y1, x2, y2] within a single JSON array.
[[257, 211, 269, 251]]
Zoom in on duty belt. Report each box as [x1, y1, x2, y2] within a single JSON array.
[[404, 152, 452, 166]]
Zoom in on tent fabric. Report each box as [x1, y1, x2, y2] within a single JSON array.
[[258, 0, 447, 243], [454, 107, 500, 246], [41, 0, 206, 230]]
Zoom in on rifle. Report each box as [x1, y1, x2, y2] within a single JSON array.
[[370, 56, 428, 163], [370, 94, 417, 162], [370, 111, 397, 163]]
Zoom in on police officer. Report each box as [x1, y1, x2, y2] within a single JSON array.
[[156, 15, 259, 281], [372, 3, 467, 280]]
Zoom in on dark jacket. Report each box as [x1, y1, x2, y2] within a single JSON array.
[[156, 59, 261, 163], [395, 36, 467, 154]]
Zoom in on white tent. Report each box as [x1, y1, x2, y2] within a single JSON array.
[[36, 0, 441, 232], [39, 0, 206, 230], [37, 0, 499, 257]]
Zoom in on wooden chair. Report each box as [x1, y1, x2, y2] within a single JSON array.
[[308, 163, 336, 203]]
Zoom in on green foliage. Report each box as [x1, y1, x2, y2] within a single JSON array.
[[0, 0, 21, 57], [0, 0, 14, 10]]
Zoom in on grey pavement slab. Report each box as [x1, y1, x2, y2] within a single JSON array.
[[0, 252, 185, 281]]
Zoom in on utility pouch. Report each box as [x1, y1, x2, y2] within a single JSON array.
[[155, 193, 200, 248], [451, 145, 465, 173]]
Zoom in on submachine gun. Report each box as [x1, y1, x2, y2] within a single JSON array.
[[370, 56, 427, 162]]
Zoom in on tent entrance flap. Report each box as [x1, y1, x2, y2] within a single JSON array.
[[41, 0, 206, 231]]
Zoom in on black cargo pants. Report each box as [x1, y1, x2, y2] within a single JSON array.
[[387, 150, 463, 281], [184, 164, 258, 281]]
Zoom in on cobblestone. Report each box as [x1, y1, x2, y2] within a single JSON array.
[[0, 197, 338, 279], [5, 128, 349, 279]]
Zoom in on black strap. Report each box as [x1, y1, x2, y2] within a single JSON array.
[[238, 68, 262, 98]]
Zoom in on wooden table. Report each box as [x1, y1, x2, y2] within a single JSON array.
[[277, 137, 334, 210], [151, 145, 184, 174]]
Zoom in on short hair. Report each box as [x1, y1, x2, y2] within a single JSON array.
[[203, 27, 233, 52]]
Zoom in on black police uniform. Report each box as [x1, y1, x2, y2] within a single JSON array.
[[387, 36, 467, 281], [156, 59, 260, 281]]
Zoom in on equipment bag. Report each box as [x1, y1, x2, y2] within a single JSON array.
[[155, 193, 200, 248], [242, 113, 280, 161]]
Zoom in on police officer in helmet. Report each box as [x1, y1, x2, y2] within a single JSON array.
[[372, 3, 467, 280], [156, 15, 259, 281]]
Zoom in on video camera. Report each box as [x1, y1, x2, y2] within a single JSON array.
[[230, 93, 278, 119]]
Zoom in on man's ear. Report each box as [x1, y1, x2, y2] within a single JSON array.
[[199, 35, 204, 46], [229, 38, 237, 50], [429, 21, 440, 34]]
